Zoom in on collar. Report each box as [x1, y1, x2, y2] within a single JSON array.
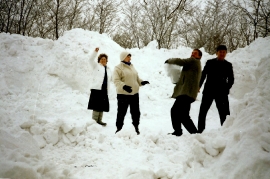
[[122, 61, 131, 66]]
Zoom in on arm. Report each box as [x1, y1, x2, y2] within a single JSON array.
[[137, 75, 143, 86], [227, 63, 234, 89], [166, 57, 192, 66], [199, 61, 209, 88], [89, 48, 99, 68], [113, 66, 126, 90]]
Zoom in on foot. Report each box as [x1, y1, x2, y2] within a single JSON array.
[[97, 121, 107, 126], [135, 127, 140, 135], [115, 128, 122, 134], [168, 131, 182, 136]]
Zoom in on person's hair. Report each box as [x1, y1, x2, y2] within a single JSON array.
[[98, 53, 108, 62], [194, 49, 202, 57], [216, 45, 227, 52]]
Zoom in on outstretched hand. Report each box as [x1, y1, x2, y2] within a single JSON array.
[[95, 47, 99, 52], [141, 81, 150, 85]]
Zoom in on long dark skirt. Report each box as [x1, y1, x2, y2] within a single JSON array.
[[87, 89, 109, 112]]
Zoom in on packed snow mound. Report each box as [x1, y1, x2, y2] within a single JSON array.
[[0, 29, 270, 179]]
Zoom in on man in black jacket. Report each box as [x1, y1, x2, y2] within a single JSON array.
[[198, 45, 234, 133]]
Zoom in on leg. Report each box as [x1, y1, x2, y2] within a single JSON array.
[[92, 110, 100, 121], [170, 97, 183, 135], [180, 96, 197, 134], [97, 111, 106, 126], [215, 95, 228, 126], [198, 94, 214, 133], [116, 94, 129, 132], [130, 93, 141, 134]]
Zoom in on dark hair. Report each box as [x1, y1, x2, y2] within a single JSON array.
[[194, 49, 202, 57], [216, 45, 227, 52], [98, 53, 108, 62]]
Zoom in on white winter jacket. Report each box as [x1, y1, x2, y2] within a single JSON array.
[[89, 51, 112, 90], [113, 62, 143, 95]]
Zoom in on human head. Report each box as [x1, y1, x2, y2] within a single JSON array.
[[216, 45, 227, 60], [98, 53, 108, 66], [120, 51, 131, 62], [191, 49, 202, 59]]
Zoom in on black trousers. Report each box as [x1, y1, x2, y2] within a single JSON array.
[[171, 95, 197, 134], [198, 93, 230, 133], [116, 93, 140, 129]]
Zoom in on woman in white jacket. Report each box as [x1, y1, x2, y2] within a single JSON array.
[[87, 47, 112, 126]]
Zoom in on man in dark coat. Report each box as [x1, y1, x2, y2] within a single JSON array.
[[198, 45, 234, 133], [165, 49, 202, 136]]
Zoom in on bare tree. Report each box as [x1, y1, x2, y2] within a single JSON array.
[[230, 0, 268, 40], [65, 0, 84, 30], [16, 0, 36, 35], [140, 0, 192, 49], [0, 0, 18, 33], [94, 0, 120, 34], [257, 0, 270, 37], [181, 0, 240, 54]]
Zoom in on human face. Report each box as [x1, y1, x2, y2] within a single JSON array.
[[99, 57, 107, 66], [123, 55, 131, 63], [216, 50, 227, 60], [191, 50, 201, 59]]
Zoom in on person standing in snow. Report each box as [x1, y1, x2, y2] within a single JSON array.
[[197, 45, 234, 133], [87, 47, 112, 126], [113, 52, 149, 135], [165, 49, 202, 136]]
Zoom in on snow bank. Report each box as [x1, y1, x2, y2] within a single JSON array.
[[0, 29, 269, 179]]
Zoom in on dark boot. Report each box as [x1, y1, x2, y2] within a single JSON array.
[[97, 119, 107, 126], [135, 126, 140, 135], [97, 112, 106, 126], [115, 127, 122, 134], [168, 131, 182, 137]]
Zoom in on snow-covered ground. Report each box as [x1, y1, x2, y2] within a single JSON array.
[[0, 29, 270, 179]]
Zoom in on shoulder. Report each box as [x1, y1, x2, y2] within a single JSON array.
[[207, 58, 217, 62], [106, 66, 112, 71], [224, 60, 232, 65], [205, 58, 216, 65], [114, 63, 123, 71], [224, 60, 233, 67]]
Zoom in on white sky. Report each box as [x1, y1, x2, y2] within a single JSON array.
[[0, 29, 270, 179]]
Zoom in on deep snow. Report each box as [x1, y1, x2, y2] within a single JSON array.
[[0, 29, 270, 179]]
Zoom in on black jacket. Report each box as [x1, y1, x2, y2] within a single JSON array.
[[200, 58, 234, 95]]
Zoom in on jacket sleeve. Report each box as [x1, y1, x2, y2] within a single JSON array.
[[199, 60, 209, 88], [137, 75, 143, 86], [89, 50, 98, 68], [167, 58, 191, 66], [227, 63, 234, 89], [113, 66, 125, 90]]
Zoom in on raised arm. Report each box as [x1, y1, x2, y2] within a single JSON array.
[[89, 47, 99, 68]]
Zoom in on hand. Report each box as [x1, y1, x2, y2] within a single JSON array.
[[141, 81, 149, 85], [165, 60, 168, 64], [95, 47, 99, 52], [123, 85, 132, 93]]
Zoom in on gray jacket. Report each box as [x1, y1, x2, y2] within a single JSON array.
[[166, 57, 201, 100]]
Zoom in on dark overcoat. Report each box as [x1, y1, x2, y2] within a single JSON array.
[[200, 58, 234, 95]]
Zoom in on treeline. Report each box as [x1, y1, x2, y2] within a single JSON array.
[[1, 0, 269, 54]]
